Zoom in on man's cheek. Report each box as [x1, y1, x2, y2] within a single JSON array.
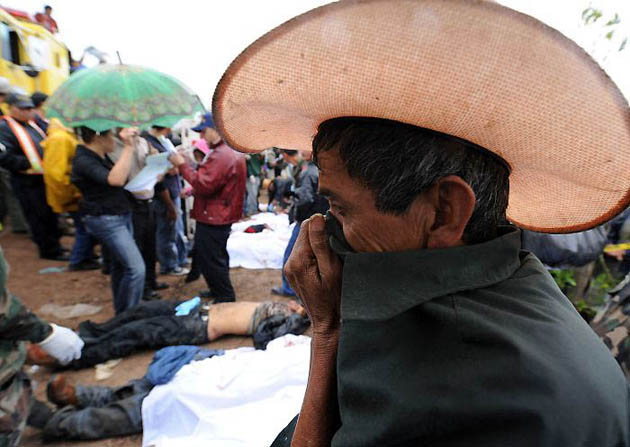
[[343, 226, 366, 253]]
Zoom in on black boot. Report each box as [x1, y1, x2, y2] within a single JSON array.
[[27, 399, 54, 429]]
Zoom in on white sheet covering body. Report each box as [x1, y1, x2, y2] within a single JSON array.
[[227, 212, 294, 269], [142, 334, 310, 447]]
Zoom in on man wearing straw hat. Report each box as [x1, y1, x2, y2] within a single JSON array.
[[213, 0, 630, 446]]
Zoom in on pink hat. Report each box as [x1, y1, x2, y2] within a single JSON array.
[[192, 139, 210, 156]]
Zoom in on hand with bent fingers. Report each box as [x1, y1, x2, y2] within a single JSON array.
[[285, 213, 343, 447], [285, 213, 342, 335], [169, 152, 186, 167], [118, 127, 139, 146]]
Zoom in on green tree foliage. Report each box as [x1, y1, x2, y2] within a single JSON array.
[[582, 6, 627, 52]]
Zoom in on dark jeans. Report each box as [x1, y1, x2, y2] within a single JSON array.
[[11, 177, 62, 257], [131, 199, 157, 290], [281, 223, 301, 295], [68, 211, 97, 266], [43, 378, 152, 441], [84, 213, 145, 314], [71, 300, 208, 369], [174, 197, 188, 267], [155, 199, 179, 273], [195, 222, 235, 301]]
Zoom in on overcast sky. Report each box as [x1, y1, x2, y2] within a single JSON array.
[[15, 0, 630, 104]]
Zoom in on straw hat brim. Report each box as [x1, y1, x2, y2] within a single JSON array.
[[213, 0, 630, 233]]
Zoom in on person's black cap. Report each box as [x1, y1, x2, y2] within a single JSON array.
[[31, 92, 48, 108], [6, 93, 34, 109]]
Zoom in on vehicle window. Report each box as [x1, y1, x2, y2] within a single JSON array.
[[8, 29, 20, 65], [0, 22, 12, 62]]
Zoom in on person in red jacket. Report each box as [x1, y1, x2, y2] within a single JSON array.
[[171, 114, 246, 302], [34, 6, 59, 33]]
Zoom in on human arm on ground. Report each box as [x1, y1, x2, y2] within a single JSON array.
[[37, 323, 84, 365], [285, 214, 342, 446]]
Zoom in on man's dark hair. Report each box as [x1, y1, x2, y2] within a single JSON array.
[[312, 117, 510, 244], [31, 92, 48, 108], [44, 5, 52, 11], [77, 126, 112, 144], [77, 126, 97, 144], [152, 125, 167, 131], [282, 149, 298, 156]]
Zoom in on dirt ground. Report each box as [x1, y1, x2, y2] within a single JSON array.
[[1, 228, 292, 447]]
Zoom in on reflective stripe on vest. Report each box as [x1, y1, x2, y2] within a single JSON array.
[[2, 116, 44, 175]]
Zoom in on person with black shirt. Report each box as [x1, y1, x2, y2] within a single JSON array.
[[0, 93, 65, 260], [71, 127, 145, 315], [111, 134, 167, 301], [141, 126, 188, 276]]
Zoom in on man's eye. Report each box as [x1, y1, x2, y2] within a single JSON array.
[[331, 204, 346, 217]]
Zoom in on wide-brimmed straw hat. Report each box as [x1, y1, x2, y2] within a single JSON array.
[[213, 0, 630, 233]]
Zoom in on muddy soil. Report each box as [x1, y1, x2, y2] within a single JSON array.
[[1, 229, 291, 447]]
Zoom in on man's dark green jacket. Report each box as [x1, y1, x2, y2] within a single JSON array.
[[273, 228, 629, 446]]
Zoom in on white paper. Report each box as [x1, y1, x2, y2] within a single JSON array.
[[124, 152, 172, 195]]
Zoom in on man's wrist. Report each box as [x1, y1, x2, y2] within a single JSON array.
[[311, 325, 340, 346]]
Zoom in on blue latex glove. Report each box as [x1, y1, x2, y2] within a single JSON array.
[[175, 297, 201, 316]]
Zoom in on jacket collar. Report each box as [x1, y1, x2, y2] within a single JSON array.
[[340, 227, 522, 320]]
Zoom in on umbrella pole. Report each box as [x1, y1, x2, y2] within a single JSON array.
[[116, 51, 123, 64]]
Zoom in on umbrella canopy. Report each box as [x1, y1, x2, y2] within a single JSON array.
[[45, 64, 204, 132]]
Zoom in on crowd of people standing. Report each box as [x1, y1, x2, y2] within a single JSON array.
[[0, 74, 326, 445], [0, 77, 326, 316]]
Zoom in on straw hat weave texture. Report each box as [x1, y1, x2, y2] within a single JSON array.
[[214, 0, 630, 233]]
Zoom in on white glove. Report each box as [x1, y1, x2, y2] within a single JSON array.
[[37, 324, 84, 365]]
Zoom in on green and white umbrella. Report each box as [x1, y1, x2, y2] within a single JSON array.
[[45, 64, 205, 131]]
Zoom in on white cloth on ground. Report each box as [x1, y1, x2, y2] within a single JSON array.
[[227, 212, 294, 269], [142, 334, 310, 447]]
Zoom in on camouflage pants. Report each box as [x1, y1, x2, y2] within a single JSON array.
[[0, 169, 28, 233], [0, 373, 31, 447], [591, 289, 630, 379]]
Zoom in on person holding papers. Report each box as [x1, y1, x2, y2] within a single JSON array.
[[71, 126, 146, 315]]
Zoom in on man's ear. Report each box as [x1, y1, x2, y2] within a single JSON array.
[[426, 175, 475, 249]]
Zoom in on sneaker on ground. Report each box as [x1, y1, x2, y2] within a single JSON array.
[[68, 259, 101, 271], [162, 267, 190, 276]]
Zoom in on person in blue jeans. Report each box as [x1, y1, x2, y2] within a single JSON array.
[[142, 127, 188, 276], [272, 150, 329, 297], [67, 211, 97, 269], [71, 126, 145, 314], [174, 195, 189, 268], [278, 222, 301, 296]]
